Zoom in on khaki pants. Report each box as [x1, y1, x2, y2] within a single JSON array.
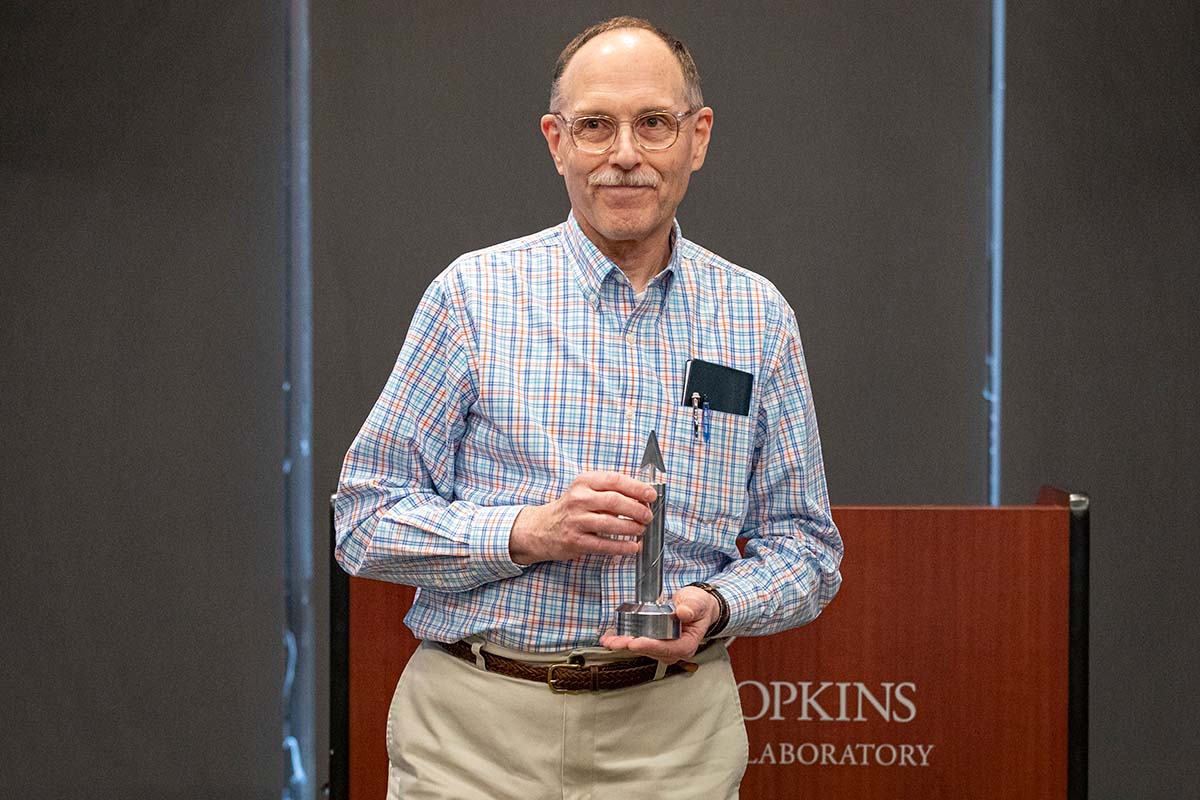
[[386, 641, 748, 799]]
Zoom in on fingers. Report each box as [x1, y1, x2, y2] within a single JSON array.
[[511, 471, 659, 563], [570, 529, 641, 557], [573, 511, 646, 540], [599, 631, 634, 651], [671, 586, 718, 626], [673, 600, 701, 623], [558, 472, 656, 549], [579, 470, 659, 502], [573, 471, 657, 521], [600, 628, 705, 661]]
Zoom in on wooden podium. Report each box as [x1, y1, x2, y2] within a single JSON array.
[[328, 490, 1088, 799]]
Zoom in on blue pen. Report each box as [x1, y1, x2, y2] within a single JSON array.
[[702, 401, 711, 442]]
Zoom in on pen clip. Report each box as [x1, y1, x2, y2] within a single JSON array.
[[690, 392, 702, 440]]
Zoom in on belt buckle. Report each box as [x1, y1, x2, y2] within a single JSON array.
[[546, 654, 588, 694]]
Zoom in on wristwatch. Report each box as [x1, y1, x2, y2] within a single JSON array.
[[687, 582, 730, 638]]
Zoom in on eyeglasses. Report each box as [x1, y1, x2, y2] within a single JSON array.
[[552, 108, 700, 154]]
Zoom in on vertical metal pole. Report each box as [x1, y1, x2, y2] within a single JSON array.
[[635, 483, 666, 604], [987, 0, 1006, 505], [283, 0, 314, 796]]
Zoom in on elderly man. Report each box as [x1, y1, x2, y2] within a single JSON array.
[[335, 16, 843, 799]]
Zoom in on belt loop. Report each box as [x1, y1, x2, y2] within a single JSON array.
[[470, 640, 487, 670], [652, 660, 669, 681]]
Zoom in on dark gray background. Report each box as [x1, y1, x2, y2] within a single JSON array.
[[3, 1, 1197, 797], [1, 2, 287, 797], [1004, 3, 1200, 795]]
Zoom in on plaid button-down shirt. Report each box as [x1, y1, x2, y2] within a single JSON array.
[[335, 214, 843, 652]]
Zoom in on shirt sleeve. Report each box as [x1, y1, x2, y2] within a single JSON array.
[[705, 304, 844, 636], [333, 276, 526, 592]]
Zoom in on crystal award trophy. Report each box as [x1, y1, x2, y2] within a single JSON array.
[[614, 430, 680, 639]]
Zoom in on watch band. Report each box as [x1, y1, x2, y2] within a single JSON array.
[[687, 581, 730, 638]]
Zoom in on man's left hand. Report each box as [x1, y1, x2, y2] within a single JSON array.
[[599, 584, 720, 662]]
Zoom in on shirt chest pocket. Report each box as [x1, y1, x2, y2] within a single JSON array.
[[664, 402, 757, 537]]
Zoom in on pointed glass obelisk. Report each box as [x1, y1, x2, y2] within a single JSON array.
[[615, 430, 680, 639]]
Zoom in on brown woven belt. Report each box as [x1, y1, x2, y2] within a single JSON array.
[[439, 640, 706, 693]]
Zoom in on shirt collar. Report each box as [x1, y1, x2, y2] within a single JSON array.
[[562, 212, 683, 309]]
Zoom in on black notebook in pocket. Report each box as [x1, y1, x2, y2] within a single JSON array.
[[680, 359, 753, 416]]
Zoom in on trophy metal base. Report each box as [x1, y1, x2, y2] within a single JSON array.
[[615, 602, 681, 640]]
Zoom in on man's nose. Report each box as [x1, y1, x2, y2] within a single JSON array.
[[607, 123, 642, 170]]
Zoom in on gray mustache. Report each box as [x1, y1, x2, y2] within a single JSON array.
[[588, 170, 661, 188]]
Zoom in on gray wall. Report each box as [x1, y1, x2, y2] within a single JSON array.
[[1, 4, 287, 798], [1004, 4, 1200, 796]]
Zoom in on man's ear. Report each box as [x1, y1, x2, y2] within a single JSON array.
[[689, 107, 714, 172], [540, 114, 566, 176]]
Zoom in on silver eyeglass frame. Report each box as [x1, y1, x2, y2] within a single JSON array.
[[551, 108, 701, 154]]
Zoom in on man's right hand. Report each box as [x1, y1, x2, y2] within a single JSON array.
[[508, 471, 657, 564]]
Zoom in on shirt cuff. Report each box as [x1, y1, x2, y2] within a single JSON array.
[[704, 576, 771, 637], [468, 504, 527, 584]]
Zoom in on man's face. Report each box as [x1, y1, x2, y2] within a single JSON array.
[[541, 29, 713, 254]]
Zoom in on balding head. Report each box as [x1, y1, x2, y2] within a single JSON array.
[[549, 16, 703, 112]]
